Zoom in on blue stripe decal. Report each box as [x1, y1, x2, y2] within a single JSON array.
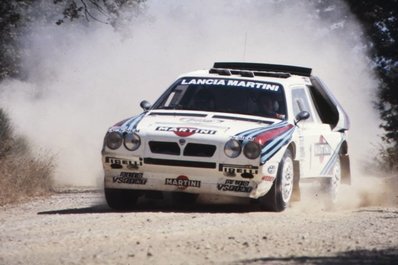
[[236, 121, 289, 140], [260, 128, 295, 164], [320, 138, 344, 175], [237, 121, 286, 137], [260, 129, 292, 155], [233, 120, 295, 165], [127, 113, 145, 131], [119, 113, 145, 132], [237, 127, 266, 138]]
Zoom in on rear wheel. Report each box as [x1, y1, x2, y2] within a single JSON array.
[[104, 188, 139, 211], [321, 157, 341, 208], [259, 149, 294, 212]]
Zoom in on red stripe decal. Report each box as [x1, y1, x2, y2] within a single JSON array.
[[254, 125, 293, 145]]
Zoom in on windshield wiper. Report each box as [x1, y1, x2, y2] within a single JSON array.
[[157, 104, 184, 110]]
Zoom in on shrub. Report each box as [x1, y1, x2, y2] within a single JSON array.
[[0, 108, 54, 205]]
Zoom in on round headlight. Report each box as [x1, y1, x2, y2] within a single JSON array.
[[124, 132, 141, 151], [243, 141, 261, 159], [106, 131, 123, 150], [224, 139, 242, 158]]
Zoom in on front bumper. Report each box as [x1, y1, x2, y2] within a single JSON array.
[[102, 154, 279, 199]]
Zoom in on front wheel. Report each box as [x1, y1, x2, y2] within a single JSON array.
[[259, 149, 294, 212], [104, 188, 139, 211]]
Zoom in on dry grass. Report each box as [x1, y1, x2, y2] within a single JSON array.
[[0, 109, 54, 206]]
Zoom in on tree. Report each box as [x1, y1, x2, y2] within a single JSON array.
[[54, 0, 146, 26], [344, 0, 398, 170], [0, 0, 32, 79], [0, 0, 146, 82]]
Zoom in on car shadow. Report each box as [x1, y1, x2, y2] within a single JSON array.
[[355, 209, 398, 214], [235, 248, 398, 265], [37, 204, 262, 215], [37, 199, 264, 215]]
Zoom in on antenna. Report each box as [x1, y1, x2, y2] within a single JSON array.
[[243, 32, 247, 61]]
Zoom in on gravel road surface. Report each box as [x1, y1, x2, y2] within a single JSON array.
[[1, 181, 397, 265]]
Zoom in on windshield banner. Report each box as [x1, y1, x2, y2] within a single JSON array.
[[180, 78, 281, 92]]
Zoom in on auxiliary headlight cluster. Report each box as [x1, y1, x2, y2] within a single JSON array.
[[224, 139, 261, 160], [105, 131, 141, 151]]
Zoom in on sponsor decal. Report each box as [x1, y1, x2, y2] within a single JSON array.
[[109, 113, 145, 133], [314, 135, 332, 163], [262, 175, 275, 182], [165, 175, 201, 190], [112, 172, 147, 185], [219, 164, 259, 177], [217, 179, 253, 193], [230, 135, 254, 142], [109, 127, 138, 134], [179, 118, 223, 124], [155, 126, 217, 137], [105, 157, 142, 169], [181, 78, 281, 92]]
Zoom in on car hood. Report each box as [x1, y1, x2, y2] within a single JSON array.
[[108, 110, 296, 164], [111, 110, 283, 140]]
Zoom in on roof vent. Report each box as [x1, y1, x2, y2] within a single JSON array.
[[209, 68, 231, 76], [239, 71, 255, 78]]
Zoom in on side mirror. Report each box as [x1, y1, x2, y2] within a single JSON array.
[[140, 100, 152, 111], [295, 111, 310, 125]]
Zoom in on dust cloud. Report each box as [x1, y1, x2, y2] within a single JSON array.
[[0, 0, 385, 205]]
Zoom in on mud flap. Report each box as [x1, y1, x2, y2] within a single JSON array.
[[291, 160, 301, 201], [340, 154, 351, 185]]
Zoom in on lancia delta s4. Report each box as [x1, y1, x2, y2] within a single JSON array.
[[101, 62, 351, 211]]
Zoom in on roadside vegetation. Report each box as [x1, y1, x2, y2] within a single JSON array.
[[345, 0, 398, 173], [0, 109, 54, 205], [0, 0, 145, 205]]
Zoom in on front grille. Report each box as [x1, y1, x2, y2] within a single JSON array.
[[183, 143, 216, 157], [149, 141, 180, 155], [144, 158, 216, 169]]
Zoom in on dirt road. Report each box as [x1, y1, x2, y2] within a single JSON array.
[[1, 183, 397, 265]]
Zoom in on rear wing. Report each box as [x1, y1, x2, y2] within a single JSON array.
[[212, 62, 312, 77]]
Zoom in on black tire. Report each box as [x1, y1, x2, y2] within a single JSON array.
[[104, 188, 139, 211], [259, 149, 294, 212]]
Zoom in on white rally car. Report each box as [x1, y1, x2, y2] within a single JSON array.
[[102, 62, 351, 211]]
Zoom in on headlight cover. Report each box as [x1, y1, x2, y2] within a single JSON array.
[[224, 139, 242, 158], [106, 131, 123, 150], [124, 132, 141, 151], [243, 141, 261, 159]]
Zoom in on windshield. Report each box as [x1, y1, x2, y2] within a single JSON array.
[[154, 77, 287, 119]]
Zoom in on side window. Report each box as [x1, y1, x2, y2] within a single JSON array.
[[291, 88, 314, 122]]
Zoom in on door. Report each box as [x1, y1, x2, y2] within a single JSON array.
[[291, 86, 338, 178]]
